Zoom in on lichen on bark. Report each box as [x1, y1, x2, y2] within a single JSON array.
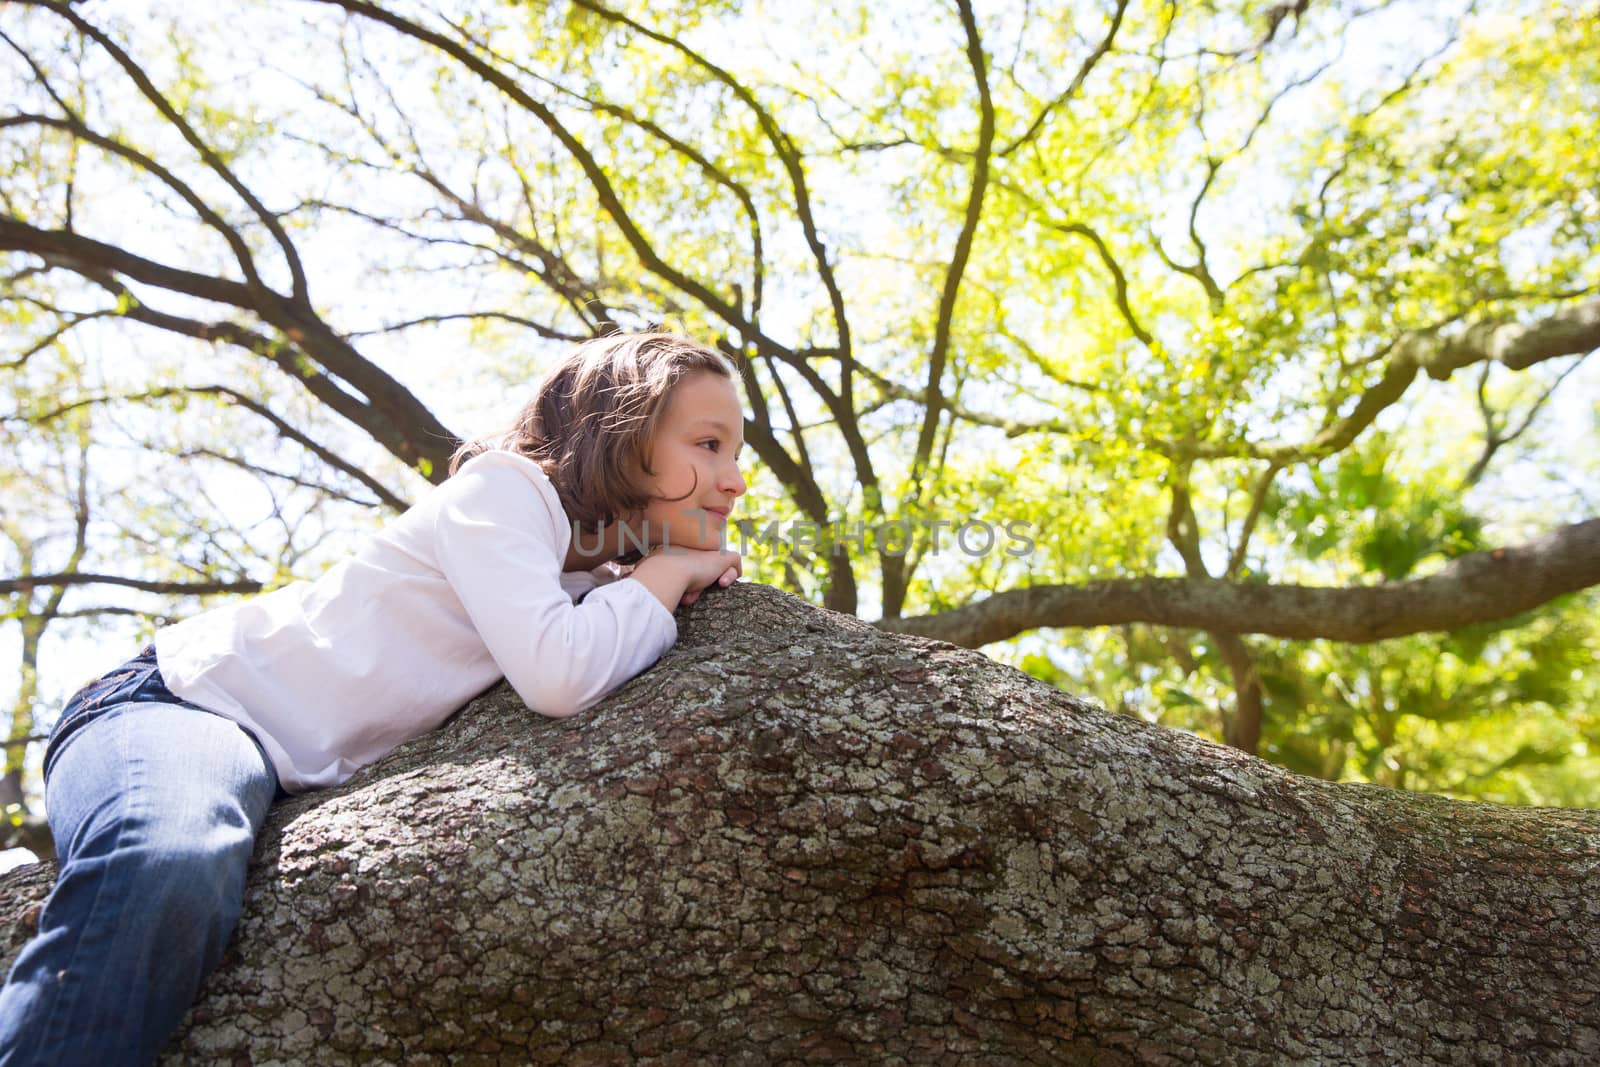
[[1, 582, 1597, 1064]]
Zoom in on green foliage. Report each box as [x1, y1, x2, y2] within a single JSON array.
[[1250, 594, 1600, 805], [1, 0, 1596, 816], [1270, 437, 1486, 579]]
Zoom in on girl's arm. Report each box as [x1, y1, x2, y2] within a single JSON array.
[[431, 455, 679, 718]]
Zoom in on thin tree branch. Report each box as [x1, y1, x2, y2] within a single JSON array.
[[19, 384, 410, 511], [1226, 460, 1286, 578], [910, 0, 995, 498], [22, 0, 311, 302], [344, 311, 585, 343], [0, 112, 262, 286], [998, 0, 1129, 157], [0, 572, 265, 596], [0, 308, 112, 369], [1461, 357, 1588, 488], [565, 0, 853, 389]]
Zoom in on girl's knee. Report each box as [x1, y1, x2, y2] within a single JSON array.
[[62, 788, 259, 867], [61, 828, 258, 925], [101, 841, 256, 950]]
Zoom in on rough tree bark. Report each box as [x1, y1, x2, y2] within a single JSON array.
[[1, 583, 1596, 1064]]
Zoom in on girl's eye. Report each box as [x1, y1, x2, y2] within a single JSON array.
[[700, 439, 720, 452]]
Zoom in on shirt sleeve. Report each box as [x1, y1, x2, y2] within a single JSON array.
[[430, 453, 678, 718]]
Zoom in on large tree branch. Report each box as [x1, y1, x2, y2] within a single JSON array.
[[7, 582, 1597, 1060], [0, 218, 459, 476], [879, 519, 1600, 647], [1409, 296, 1600, 377], [0, 218, 259, 309]]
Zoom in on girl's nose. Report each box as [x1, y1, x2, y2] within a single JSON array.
[[722, 461, 747, 498]]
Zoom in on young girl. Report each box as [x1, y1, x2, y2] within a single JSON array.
[[0, 332, 747, 1065]]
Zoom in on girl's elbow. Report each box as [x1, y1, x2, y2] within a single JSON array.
[[517, 680, 595, 720], [524, 693, 584, 719]]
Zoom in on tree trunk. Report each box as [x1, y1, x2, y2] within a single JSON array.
[[1, 583, 1595, 1064]]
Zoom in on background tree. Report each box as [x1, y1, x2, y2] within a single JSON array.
[[1, 0, 1596, 848]]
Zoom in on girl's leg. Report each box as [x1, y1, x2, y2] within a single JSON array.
[[0, 701, 278, 1067]]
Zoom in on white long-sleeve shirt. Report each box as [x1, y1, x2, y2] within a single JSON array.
[[154, 450, 678, 792]]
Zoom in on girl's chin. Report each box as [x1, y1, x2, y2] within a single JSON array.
[[662, 515, 727, 545], [678, 530, 728, 552], [634, 530, 722, 554]]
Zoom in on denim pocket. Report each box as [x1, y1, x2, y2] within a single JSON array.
[[46, 656, 159, 782], [57, 669, 142, 727]]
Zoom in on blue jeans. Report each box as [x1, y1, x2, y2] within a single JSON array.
[[0, 647, 280, 1066]]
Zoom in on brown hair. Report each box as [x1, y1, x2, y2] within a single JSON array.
[[449, 332, 736, 529]]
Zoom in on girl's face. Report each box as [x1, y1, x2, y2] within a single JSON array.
[[635, 370, 747, 551]]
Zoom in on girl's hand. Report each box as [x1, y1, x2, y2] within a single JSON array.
[[678, 562, 739, 607], [630, 546, 743, 613]]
